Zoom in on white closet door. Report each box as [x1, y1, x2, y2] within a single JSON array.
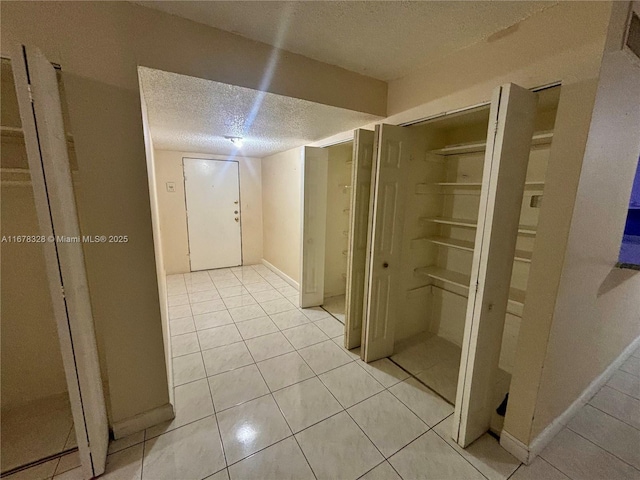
[[184, 158, 242, 271], [345, 129, 375, 349], [361, 124, 415, 362], [12, 45, 109, 478], [299, 146, 329, 308], [454, 83, 538, 447]]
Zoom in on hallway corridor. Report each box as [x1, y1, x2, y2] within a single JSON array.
[[12, 264, 639, 480]]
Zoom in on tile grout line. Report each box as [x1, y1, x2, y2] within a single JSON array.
[[506, 456, 566, 480], [430, 416, 491, 480], [586, 400, 640, 431], [602, 381, 640, 402], [140, 429, 146, 480], [564, 423, 640, 473], [265, 376, 319, 480]]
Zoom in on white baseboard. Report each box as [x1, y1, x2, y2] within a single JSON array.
[[501, 334, 640, 464], [261, 259, 299, 289], [112, 403, 174, 439], [500, 431, 530, 463]]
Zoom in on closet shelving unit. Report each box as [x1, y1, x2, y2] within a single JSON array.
[[386, 87, 559, 432], [342, 84, 562, 446]]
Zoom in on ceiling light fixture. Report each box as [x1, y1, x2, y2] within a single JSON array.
[[225, 135, 244, 148]]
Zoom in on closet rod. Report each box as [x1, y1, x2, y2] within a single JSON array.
[[429, 284, 524, 318], [430, 283, 469, 300]]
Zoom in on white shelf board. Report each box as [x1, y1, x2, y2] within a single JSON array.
[[414, 266, 527, 308], [412, 228, 534, 261], [435, 181, 544, 188], [414, 266, 471, 289], [421, 216, 478, 228], [420, 217, 536, 235]]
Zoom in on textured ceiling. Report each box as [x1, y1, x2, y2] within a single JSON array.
[[134, 1, 554, 81], [139, 67, 381, 157]]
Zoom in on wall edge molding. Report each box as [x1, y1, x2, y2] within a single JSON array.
[[502, 334, 640, 464], [261, 258, 299, 289], [500, 430, 531, 463], [112, 403, 174, 439]]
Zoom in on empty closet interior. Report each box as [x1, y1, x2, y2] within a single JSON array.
[[322, 141, 354, 322], [388, 85, 561, 430], [0, 58, 78, 474]]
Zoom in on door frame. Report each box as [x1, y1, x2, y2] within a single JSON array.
[[11, 45, 109, 479], [182, 157, 243, 272]]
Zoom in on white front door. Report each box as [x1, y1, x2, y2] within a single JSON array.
[[184, 158, 242, 271]]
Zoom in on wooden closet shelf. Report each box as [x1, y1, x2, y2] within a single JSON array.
[[411, 236, 474, 251], [414, 266, 470, 289], [421, 217, 538, 235], [421, 217, 478, 228], [413, 266, 527, 306], [437, 182, 482, 187], [412, 235, 532, 262], [430, 130, 554, 156], [435, 181, 545, 188]]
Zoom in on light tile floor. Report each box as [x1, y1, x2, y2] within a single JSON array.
[[322, 295, 345, 323], [15, 264, 640, 480]]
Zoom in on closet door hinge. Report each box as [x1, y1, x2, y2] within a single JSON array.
[[61, 285, 66, 299], [27, 84, 34, 103]]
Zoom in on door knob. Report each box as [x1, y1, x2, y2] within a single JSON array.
[[235, 217, 239, 222], [383, 262, 389, 268]]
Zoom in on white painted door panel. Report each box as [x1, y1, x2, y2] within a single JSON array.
[[345, 129, 375, 349], [13, 45, 109, 479], [299, 147, 329, 308], [454, 84, 538, 447], [184, 158, 242, 271], [362, 124, 415, 362]]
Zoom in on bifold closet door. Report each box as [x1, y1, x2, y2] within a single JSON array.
[[453, 83, 538, 447], [361, 124, 419, 362], [344, 129, 375, 349], [299, 146, 329, 308], [13, 45, 109, 478]]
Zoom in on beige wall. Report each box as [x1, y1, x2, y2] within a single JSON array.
[[154, 150, 263, 274], [261, 147, 303, 283], [528, 13, 640, 440], [0, 1, 385, 426], [0, 178, 69, 409], [324, 142, 353, 298], [139, 85, 173, 406], [386, 2, 611, 117]]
